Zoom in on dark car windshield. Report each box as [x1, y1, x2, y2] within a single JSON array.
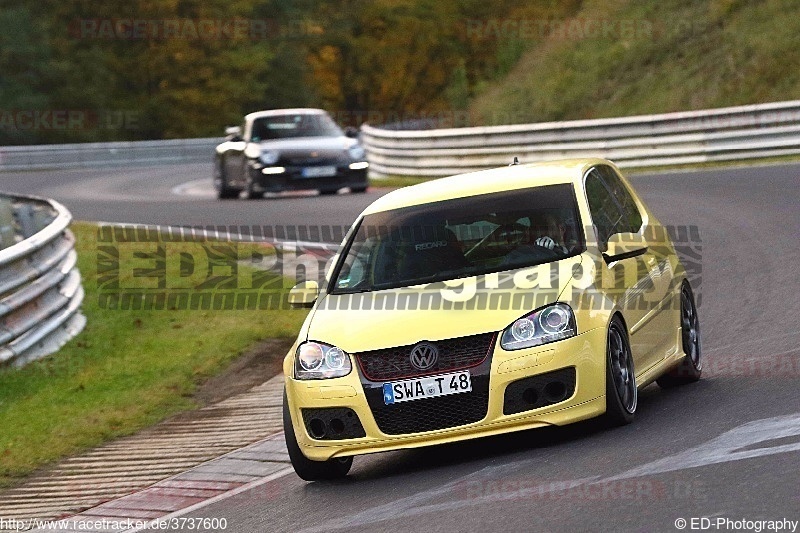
[[331, 184, 585, 294], [250, 113, 343, 141]]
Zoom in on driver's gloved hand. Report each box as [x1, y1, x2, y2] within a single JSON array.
[[535, 236, 556, 249]]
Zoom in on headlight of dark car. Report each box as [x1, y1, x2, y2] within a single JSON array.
[[260, 150, 280, 165], [347, 145, 366, 160]]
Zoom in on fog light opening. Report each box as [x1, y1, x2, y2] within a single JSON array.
[[329, 418, 345, 435], [543, 381, 568, 403], [308, 418, 327, 439], [522, 387, 539, 405]]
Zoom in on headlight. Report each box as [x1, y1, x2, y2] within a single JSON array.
[[500, 303, 576, 351], [348, 145, 366, 160], [259, 150, 280, 165], [294, 341, 352, 380]]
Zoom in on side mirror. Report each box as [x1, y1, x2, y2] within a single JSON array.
[[603, 232, 648, 263], [288, 280, 320, 308], [224, 126, 243, 142], [344, 126, 359, 138]]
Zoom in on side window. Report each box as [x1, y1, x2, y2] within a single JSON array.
[[597, 166, 643, 233], [585, 170, 623, 249]]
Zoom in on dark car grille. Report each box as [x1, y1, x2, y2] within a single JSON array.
[[285, 156, 343, 166], [275, 146, 346, 166], [355, 332, 495, 381], [363, 374, 490, 435]]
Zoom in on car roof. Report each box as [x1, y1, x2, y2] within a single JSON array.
[[362, 158, 612, 215], [244, 108, 328, 121]]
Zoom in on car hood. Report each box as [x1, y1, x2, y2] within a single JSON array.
[[305, 254, 586, 353], [256, 136, 356, 151]]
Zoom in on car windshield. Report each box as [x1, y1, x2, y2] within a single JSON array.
[[250, 113, 343, 141], [331, 184, 584, 294]]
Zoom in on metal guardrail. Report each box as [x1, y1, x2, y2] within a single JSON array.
[[2, 100, 800, 176], [360, 100, 800, 178], [0, 194, 85, 367], [0, 138, 220, 171]]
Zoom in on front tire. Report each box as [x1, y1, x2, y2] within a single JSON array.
[[246, 181, 264, 199], [215, 160, 240, 200], [283, 391, 352, 481], [657, 282, 702, 388], [603, 316, 637, 426]]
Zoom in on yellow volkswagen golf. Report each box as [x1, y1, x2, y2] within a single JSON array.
[[283, 158, 701, 480]]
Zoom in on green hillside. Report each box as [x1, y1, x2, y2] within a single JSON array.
[[3, 0, 798, 145], [469, 0, 800, 124]]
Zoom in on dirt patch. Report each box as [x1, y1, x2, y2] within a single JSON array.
[[193, 337, 294, 406]]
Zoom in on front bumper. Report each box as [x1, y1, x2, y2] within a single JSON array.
[[284, 327, 607, 461], [250, 164, 368, 192]]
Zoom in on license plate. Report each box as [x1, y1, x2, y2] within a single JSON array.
[[382, 371, 472, 405], [301, 166, 337, 178]]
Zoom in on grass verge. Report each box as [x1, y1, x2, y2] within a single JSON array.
[[369, 175, 431, 188], [0, 222, 309, 487]]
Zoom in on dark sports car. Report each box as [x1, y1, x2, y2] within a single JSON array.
[[213, 108, 369, 199]]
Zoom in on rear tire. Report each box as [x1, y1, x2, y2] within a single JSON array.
[[603, 316, 637, 426], [657, 282, 702, 388], [283, 391, 352, 481], [319, 189, 338, 196], [351, 186, 368, 194]]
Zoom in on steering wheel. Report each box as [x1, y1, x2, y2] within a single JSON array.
[[495, 222, 527, 246]]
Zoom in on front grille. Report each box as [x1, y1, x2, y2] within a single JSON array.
[[355, 332, 495, 381], [503, 367, 577, 415], [301, 407, 366, 440], [286, 157, 341, 166], [363, 374, 490, 435]]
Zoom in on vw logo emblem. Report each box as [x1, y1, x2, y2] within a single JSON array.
[[409, 342, 438, 371]]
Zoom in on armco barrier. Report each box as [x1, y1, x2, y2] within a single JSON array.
[[0, 138, 220, 171], [3, 101, 800, 176], [0, 194, 85, 367], [359, 100, 800, 178]]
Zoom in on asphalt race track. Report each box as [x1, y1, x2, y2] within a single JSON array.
[[2, 162, 800, 532]]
